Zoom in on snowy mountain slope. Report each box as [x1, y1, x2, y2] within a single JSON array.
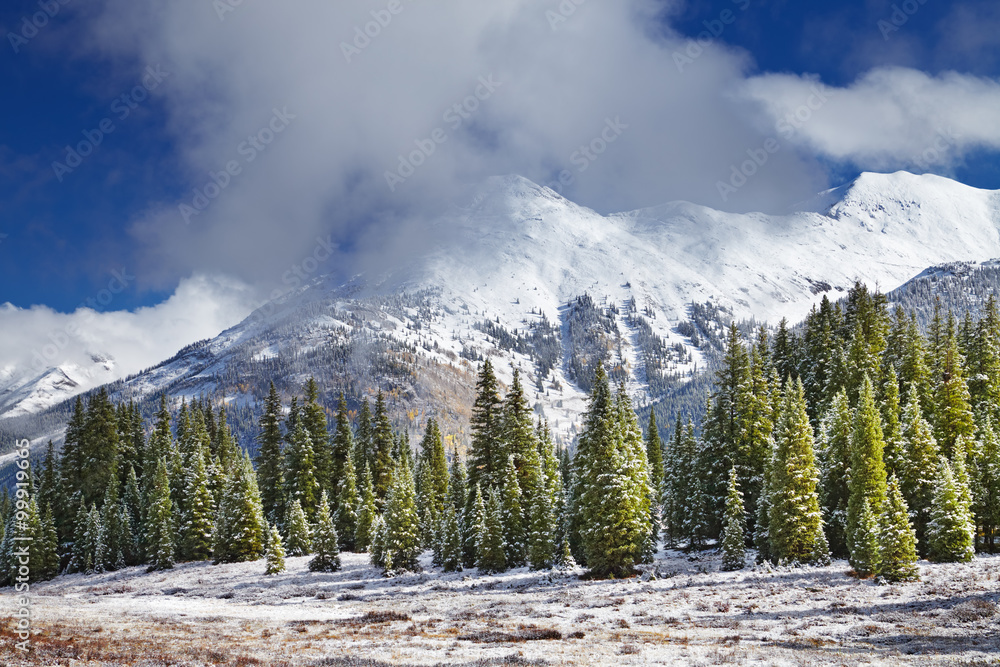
[[3, 171, 1000, 451]]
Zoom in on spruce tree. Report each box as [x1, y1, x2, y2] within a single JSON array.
[[877, 476, 919, 582], [899, 385, 940, 551], [645, 411, 664, 553], [40, 503, 60, 579], [852, 498, 881, 577], [502, 368, 542, 507], [180, 452, 215, 561], [123, 466, 144, 563], [441, 504, 463, 572], [256, 382, 286, 524], [882, 368, 905, 477], [334, 450, 359, 552], [372, 390, 396, 504], [330, 392, 354, 504], [464, 483, 486, 568], [572, 365, 651, 576], [720, 467, 746, 571], [477, 487, 507, 574], [354, 463, 378, 552], [926, 457, 975, 563], [500, 454, 527, 567], [369, 514, 387, 568], [354, 397, 374, 482], [467, 360, 504, 510], [818, 389, 852, 557], [302, 378, 332, 495], [527, 483, 556, 570], [284, 499, 313, 556], [265, 523, 286, 575], [214, 452, 266, 563], [933, 319, 976, 459], [448, 452, 468, 515], [309, 492, 341, 572], [146, 459, 175, 571], [848, 375, 888, 568], [974, 417, 1000, 552], [769, 380, 830, 565], [382, 460, 421, 572], [284, 420, 320, 520]]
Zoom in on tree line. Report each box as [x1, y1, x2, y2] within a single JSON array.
[[1, 282, 997, 584]]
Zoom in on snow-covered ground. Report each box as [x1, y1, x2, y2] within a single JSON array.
[[5, 549, 999, 665]]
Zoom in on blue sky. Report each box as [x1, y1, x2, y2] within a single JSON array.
[[1, 0, 999, 319]]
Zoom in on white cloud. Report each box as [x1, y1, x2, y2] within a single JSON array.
[[0, 273, 259, 388], [65, 0, 831, 294], [739, 67, 1000, 172]]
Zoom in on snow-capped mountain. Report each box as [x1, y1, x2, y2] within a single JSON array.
[[4, 171, 1000, 446]]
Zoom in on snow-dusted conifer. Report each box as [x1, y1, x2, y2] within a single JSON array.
[[309, 492, 341, 572], [720, 467, 746, 571], [265, 523, 286, 575]]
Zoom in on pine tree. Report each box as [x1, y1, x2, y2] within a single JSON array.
[[852, 497, 881, 577], [80, 388, 120, 508], [927, 458, 975, 563], [720, 467, 746, 571], [309, 492, 341, 572], [464, 483, 486, 568], [284, 499, 313, 556], [818, 389, 852, 557], [146, 459, 175, 571], [214, 452, 266, 563], [354, 464, 378, 552], [769, 380, 830, 565], [382, 460, 421, 572], [256, 382, 286, 525], [877, 476, 919, 582], [477, 487, 507, 574], [441, 504, 463, 572], [180, 452, 215, 561], [264, 523, 287, 575], [334, 450, 359, 552], [98, 474, 126, 571], [848, 375, 888, 568]]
